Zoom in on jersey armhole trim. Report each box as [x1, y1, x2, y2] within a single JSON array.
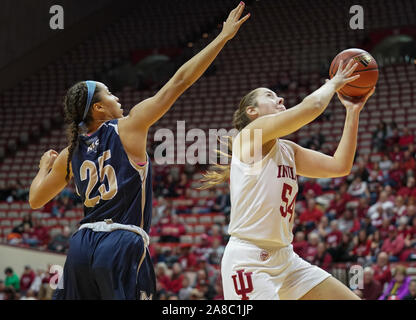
[[232, 134, 278, 168]]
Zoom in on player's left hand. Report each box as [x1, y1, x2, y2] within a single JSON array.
[[39, 149, 58, 170], [220, 2, 250, 41], [337, 87, 375, 113]]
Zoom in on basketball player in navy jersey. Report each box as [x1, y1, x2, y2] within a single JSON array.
[[29, 2, 250, 299]]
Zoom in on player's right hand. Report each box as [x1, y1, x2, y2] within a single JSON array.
[[39, 149, 58, 170], [220, 2, 250, 41], [330, 59, 360, 92]]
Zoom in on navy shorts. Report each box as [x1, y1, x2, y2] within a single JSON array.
[[53, 228, 155, 300]]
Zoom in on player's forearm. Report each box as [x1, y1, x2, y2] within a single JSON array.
[[308, 80, 338, 110], [172, 33, 228, 88], [29, 168, 49, 208], [332, 108, 360, 175]]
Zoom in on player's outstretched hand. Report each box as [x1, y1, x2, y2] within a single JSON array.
[[337, 87, 376, 113], [330, 59, 361, 92], [220, 2, 250, 41], [39, 149, 58, 170]]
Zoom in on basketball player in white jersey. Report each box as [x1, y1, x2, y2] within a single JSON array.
[[201, 59, 375, 299]]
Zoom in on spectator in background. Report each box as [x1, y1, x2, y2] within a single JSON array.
[[330, 232, 355, 263], [370, 230, 383, 260], [393, 196, 407, 218], [19, 266, 35, 296], [0, 280, 5, 300], [403, 279, 416, 300], [372, 121, 388, 152], [211, 192, 231, 216], [31, 218, 50, 249], [400, 150, 416, 173], [47, 226, 71, 253], [293, 231, 308, 259], [316, 215, 331, 239], [299, 198, 323, 230], [390, 144, 403, 163], [159, 214, 186, 243], [168, 263, 184, 294], [178, 275, 193, 300], [12, 213, 33, 234], [163, 174, 179, 198], [311, 242, 332, 271], [338, 208, 360, 234], [372, 252, 392, 288], [175, 173, 190, 198], [326, 220, 343, 250], [356, 197, 370, 219], [4, 267, 19, 292], [20, 289, 37, 300], [367, 191, 394, 221], [387, 161, 405, 188], [29, 269, 44, 296], [367, 170, 383, 205], [21, 222, 40, 247], [207, 238, 225, 265], [178, 245, 198, 271], [304, 232, 320, 263], [326, 192, 347, 219], [379, 265, 411, 300], [352, 229, 372, 264], [347, 176, 370, 198], [355, 161, 370, 183], [155, 262, 171, 293], [302, 178, 323, 198], [379, 154, 392, 179], [361, 267, 383, 300], [15, 180, 29, 201], [397, 176, 416, 200], [399, 127, 414, 148], [381, 225, 405, 262]]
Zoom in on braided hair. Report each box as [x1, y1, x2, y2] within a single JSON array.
[[63, 82, 101, 182]]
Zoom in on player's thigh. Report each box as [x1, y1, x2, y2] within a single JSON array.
[[278, 250, 332, 300], [299, 276, 361, 300], [221, 241, 280, 300]]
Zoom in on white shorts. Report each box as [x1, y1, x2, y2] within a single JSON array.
[[221, 237, 331, 300]]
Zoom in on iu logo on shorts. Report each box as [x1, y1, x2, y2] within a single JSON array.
[[232, 269, 253, 300]]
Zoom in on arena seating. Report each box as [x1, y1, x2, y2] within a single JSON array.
[[0, 0, 416, 299]]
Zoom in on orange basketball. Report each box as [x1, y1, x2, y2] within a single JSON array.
[[329, 48, 378, 98]]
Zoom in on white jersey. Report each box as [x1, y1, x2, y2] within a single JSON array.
[[228, 139, 298, 248]]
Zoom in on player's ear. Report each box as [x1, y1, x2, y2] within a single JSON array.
[[245, 105, 258, 117], [92, 102, 105, 113]]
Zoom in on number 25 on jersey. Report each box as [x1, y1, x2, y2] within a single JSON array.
[[80, 150, 118, 207]]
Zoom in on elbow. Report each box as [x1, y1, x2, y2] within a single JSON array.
[[29, 194, 42, 210], [172, 75, 190, 91], [336, 166, 351, 177]]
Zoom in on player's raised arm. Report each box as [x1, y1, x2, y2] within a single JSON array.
[[242, 59, 360, 144], [124, 2, 250, 131], [284, 87, 375, 178]]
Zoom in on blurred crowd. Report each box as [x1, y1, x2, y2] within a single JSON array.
[[2, 122, 416, 300], [0, 265, 57, 300]]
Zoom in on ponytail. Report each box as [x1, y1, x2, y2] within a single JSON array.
[[63, 82, 100, 182], [200, 88, 259, 189]]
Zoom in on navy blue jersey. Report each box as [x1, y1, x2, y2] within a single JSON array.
[[71, 119, 152, 233]]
